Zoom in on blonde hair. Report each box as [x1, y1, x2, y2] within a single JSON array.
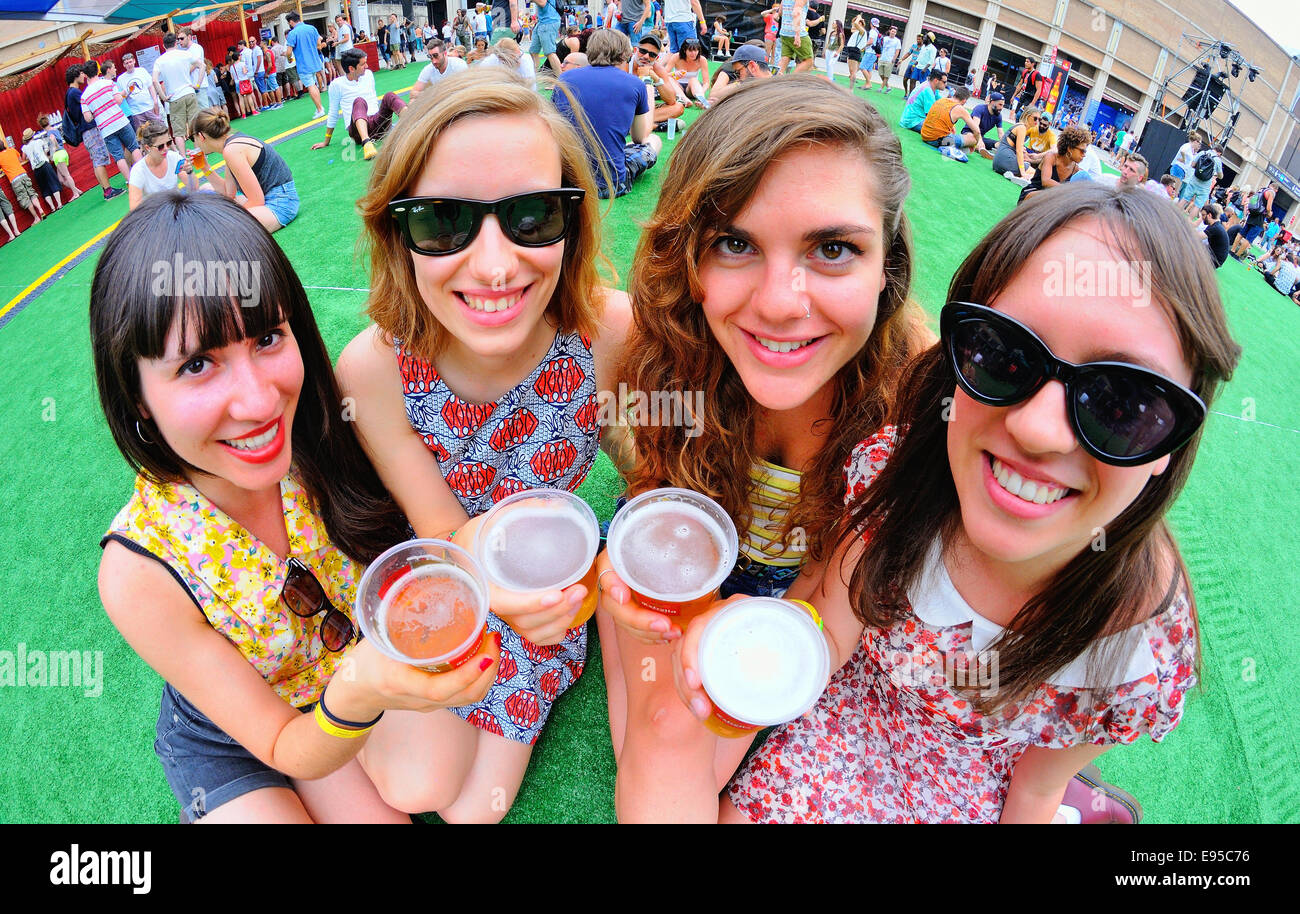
[[359, 68, 607, 362], [189, 106, 232, 141]]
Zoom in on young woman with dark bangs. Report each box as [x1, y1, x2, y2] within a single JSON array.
[[92, 194, 499, 823], [592, 75, 932, 822]]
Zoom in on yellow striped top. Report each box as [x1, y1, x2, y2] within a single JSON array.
[[740, 459, 805, 568]]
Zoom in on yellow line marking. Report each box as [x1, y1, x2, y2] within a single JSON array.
[[0, 85, 414, 324]]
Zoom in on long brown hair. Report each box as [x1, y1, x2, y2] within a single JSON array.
[[90, 193, 409, 564], [358, 68, 607, 363], [625, 74, 928, 562], [841, 183, 1241, 710]]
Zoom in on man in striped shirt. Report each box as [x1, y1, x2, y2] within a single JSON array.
[[80, 60, 139, 184]]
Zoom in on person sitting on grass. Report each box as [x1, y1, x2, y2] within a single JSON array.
[[706, 42, 770, 104], [91, 192, 499, 824], [1022, 108, 1056, 167], [1200, 202, 1230, 269], [410, 39, 469, 99], [1117, 152, 1167, 197], [899, 68, 946, 133], [553, 28, 660, 198], [128, 120, 199, 210], [632, 32, 686, 134], [312, 48, 407, 162], [966, 91, 1006, 149], [562, 51, 589, 71], [671, 37, 711, 108], [1016, 124, 1090, 204], [1266, 250, 1298, 297], [191, 107, 299, 233], [481, 36, 537, 86], [992, 105, 1039, 182], [919, 86, 991, 158]]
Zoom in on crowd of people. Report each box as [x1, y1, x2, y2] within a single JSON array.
[[62, 0, 1262, 825]]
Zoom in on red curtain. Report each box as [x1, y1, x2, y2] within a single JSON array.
[[0, 16, 252, 233]]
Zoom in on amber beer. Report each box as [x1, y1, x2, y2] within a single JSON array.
[[696, 597, 831, 738], [355, 539, 490, 671], [475, 489, 601, 628], [606, 488, 739, 624]]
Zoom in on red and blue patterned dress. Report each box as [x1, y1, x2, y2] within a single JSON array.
[[727, 428, 1198, 823], [396, 330, 600, 745]]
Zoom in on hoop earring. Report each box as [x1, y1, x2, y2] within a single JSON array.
[[135, 419, 154, 444]]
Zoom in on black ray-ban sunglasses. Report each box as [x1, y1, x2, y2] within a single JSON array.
[[281, 558, 356, 652], [388, 188, 585, 256], [941, 302, 1206, 467]]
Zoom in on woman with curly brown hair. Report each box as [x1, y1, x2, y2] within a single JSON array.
[[592, 74, 931, 822], [1017, 123, 1091, 204]]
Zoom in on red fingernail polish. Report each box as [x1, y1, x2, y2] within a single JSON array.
[[480, 657, 493, 671]]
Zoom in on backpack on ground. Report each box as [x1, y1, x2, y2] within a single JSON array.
[[1193, 151, 1215, 182]]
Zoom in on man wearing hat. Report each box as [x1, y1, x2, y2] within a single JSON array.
[[906, 31, 938, 95], [710, 44, 771, 103], [966, 92, 1006, 151]]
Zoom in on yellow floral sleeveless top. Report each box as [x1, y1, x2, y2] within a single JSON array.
[[102, 472, 360, 708]]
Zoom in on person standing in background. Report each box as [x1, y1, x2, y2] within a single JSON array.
[[286, 12, 327, 118]]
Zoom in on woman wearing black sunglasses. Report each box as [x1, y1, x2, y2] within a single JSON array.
[[676, 182, 1241, 823], [339, 69, 631, 822], [92, 194, 501, 823]]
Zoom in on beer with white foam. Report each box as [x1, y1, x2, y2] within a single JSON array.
[[475, 489, 601, 628], [606, 488, 739, 624], [696, 597, 831, 737]]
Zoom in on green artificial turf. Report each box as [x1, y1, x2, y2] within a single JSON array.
[[0, 70, 1296, 824]]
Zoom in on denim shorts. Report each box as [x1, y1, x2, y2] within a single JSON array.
[[262, 180, 299, 227], [101, 123, 139, 163], [155, 682, 293, 822], [719, 557, 801, 598], [667, 21, 696, 53], [530, 21, 560, 56]]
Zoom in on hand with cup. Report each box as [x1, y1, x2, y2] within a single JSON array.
[[596, 487, 739, 645], [471, 490, 600, 646], [320, 633, 502, 725], [673, 595, 831, 738]]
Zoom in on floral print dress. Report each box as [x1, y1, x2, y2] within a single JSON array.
[[726, 429, 1198, 823], [103, 472, 360, 708], [395, 330, 598, 745]]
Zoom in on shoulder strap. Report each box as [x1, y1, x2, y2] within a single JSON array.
[[101, 532, 207, 616]]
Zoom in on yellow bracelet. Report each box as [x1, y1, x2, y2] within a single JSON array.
[[787, 598, 824, 631], [314, 703, 373, 739]]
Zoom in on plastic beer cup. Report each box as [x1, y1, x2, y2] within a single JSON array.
[[474, 489, 601, 628], [696, 597, 830, 738], [355, 538, 490, 671], [606, 487, 739, 625]]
